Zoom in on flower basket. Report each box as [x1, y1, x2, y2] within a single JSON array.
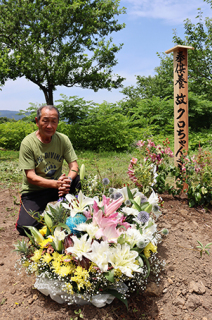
[[15, 187, 165, 308]]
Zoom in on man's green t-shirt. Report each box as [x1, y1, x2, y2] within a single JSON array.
[[19, 131, 77, 194]]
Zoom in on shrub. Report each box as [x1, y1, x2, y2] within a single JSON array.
[[0, 121, 36, 150]]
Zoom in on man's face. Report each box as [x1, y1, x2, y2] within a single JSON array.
[[35, 107, 59, 139]]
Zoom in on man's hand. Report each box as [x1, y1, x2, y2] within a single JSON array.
[[57, 174, 71, 197]]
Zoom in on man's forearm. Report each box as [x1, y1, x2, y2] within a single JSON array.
[[68, 161, 79, 180], [25, 169, 59, 189]]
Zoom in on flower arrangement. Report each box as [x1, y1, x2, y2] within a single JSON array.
[[128, 139, 173, 194], [15, 185, 166, 308]]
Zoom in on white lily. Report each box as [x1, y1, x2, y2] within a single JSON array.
[[121, 206, 138, 216], [107, 243, 142, 277], [148, 190, 159, 206], [151, 165, 158, 186], [122, 228, 144, 249], [74, 222, 99, 239], [66, 234, 92, 260], [62, 191, 94, 217], [84, 240, 110, 272], [142, 218, 157, 245]]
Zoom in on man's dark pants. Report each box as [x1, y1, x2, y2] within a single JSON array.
[[16, 176, 81, 236]]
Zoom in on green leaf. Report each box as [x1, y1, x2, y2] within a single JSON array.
[[127, 185, 133, 200], [23, 229, 36, 247], [131, 200, 141, 212], [197, 240, 203, 247], [55, 223, 71, 234], [104, 269, 115, 283], [141, 254, 151, 279], [205, 242, 212, 248]]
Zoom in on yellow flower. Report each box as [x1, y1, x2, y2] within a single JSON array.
[[56, 265, 73, 277], [71, 266, 91, 291], [39, 238, 53, 249], [39, 226, 47, 236], [114, 268, 122, 278], [22, 260, 30, 267], [51, 259, 61, 273], [143, 243, 157, 259], [52, 251, 61, 261], [31, 249, 43, 262], [42, 253, 53, 264]]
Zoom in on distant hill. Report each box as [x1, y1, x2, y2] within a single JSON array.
[[0, 110, 29, 120]]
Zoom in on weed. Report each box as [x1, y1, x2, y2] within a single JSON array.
[[1, 298, 7, 305], [70, 309, 84, 320], [196, 240, 212, 257]]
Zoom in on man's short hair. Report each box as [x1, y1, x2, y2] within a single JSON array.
[[37, 105, 60, 122]]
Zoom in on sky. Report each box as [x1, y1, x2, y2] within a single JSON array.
[[0, 0, 212, 111]]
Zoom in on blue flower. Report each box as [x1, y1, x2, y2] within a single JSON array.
[[114, 192, 123, 200], [125, 199, 131, 207], [109, 187, 115, 194], [137, 211, 150, 223], [102, 178, 110, 185]]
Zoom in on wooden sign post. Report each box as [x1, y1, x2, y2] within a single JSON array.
[[165, 45, 194, 170]]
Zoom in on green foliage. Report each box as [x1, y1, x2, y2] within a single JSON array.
[[0, 116, 16, 123], [189, 130, 212, 150], [0, 121, 36, 150], [188, 92, 212, 130], [0, 0, 125, 104], [0, 46, 11, 86], [69, 102, 134, 151], [14, 238, 31, 256], [55, 94, 95, 124], [127, 96, 174, 135], [18, 102, 44, 123], [173, 10, 212, 100]]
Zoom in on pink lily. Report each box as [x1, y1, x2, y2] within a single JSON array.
[[103, 196, 124, 217], [95, 223, 120, 242]]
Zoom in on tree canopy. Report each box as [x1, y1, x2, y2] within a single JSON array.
[[173, 9, 212, 100], [0, 0, 125, 104]]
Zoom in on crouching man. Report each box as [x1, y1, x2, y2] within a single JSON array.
[[16, 105, 80, 236]]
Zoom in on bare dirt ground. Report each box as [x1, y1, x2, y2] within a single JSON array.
[[0, 186, 212, 320]]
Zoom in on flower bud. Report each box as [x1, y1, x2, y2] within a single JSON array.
[[80, 164, 85, 180], [64, 234, 74, 249], [44, 213, 53, 230]]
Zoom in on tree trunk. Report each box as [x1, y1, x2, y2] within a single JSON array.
[[41, 86, 54, 105]]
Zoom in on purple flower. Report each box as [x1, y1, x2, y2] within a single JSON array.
[[114, 192, 123, 200], [58, 197, 65, 202], [102, 178, 110, 185], [137, 211, 150, 223]]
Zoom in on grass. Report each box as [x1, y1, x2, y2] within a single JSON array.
[[1, 145, 211, 192], [0, 149, 134, 189]]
